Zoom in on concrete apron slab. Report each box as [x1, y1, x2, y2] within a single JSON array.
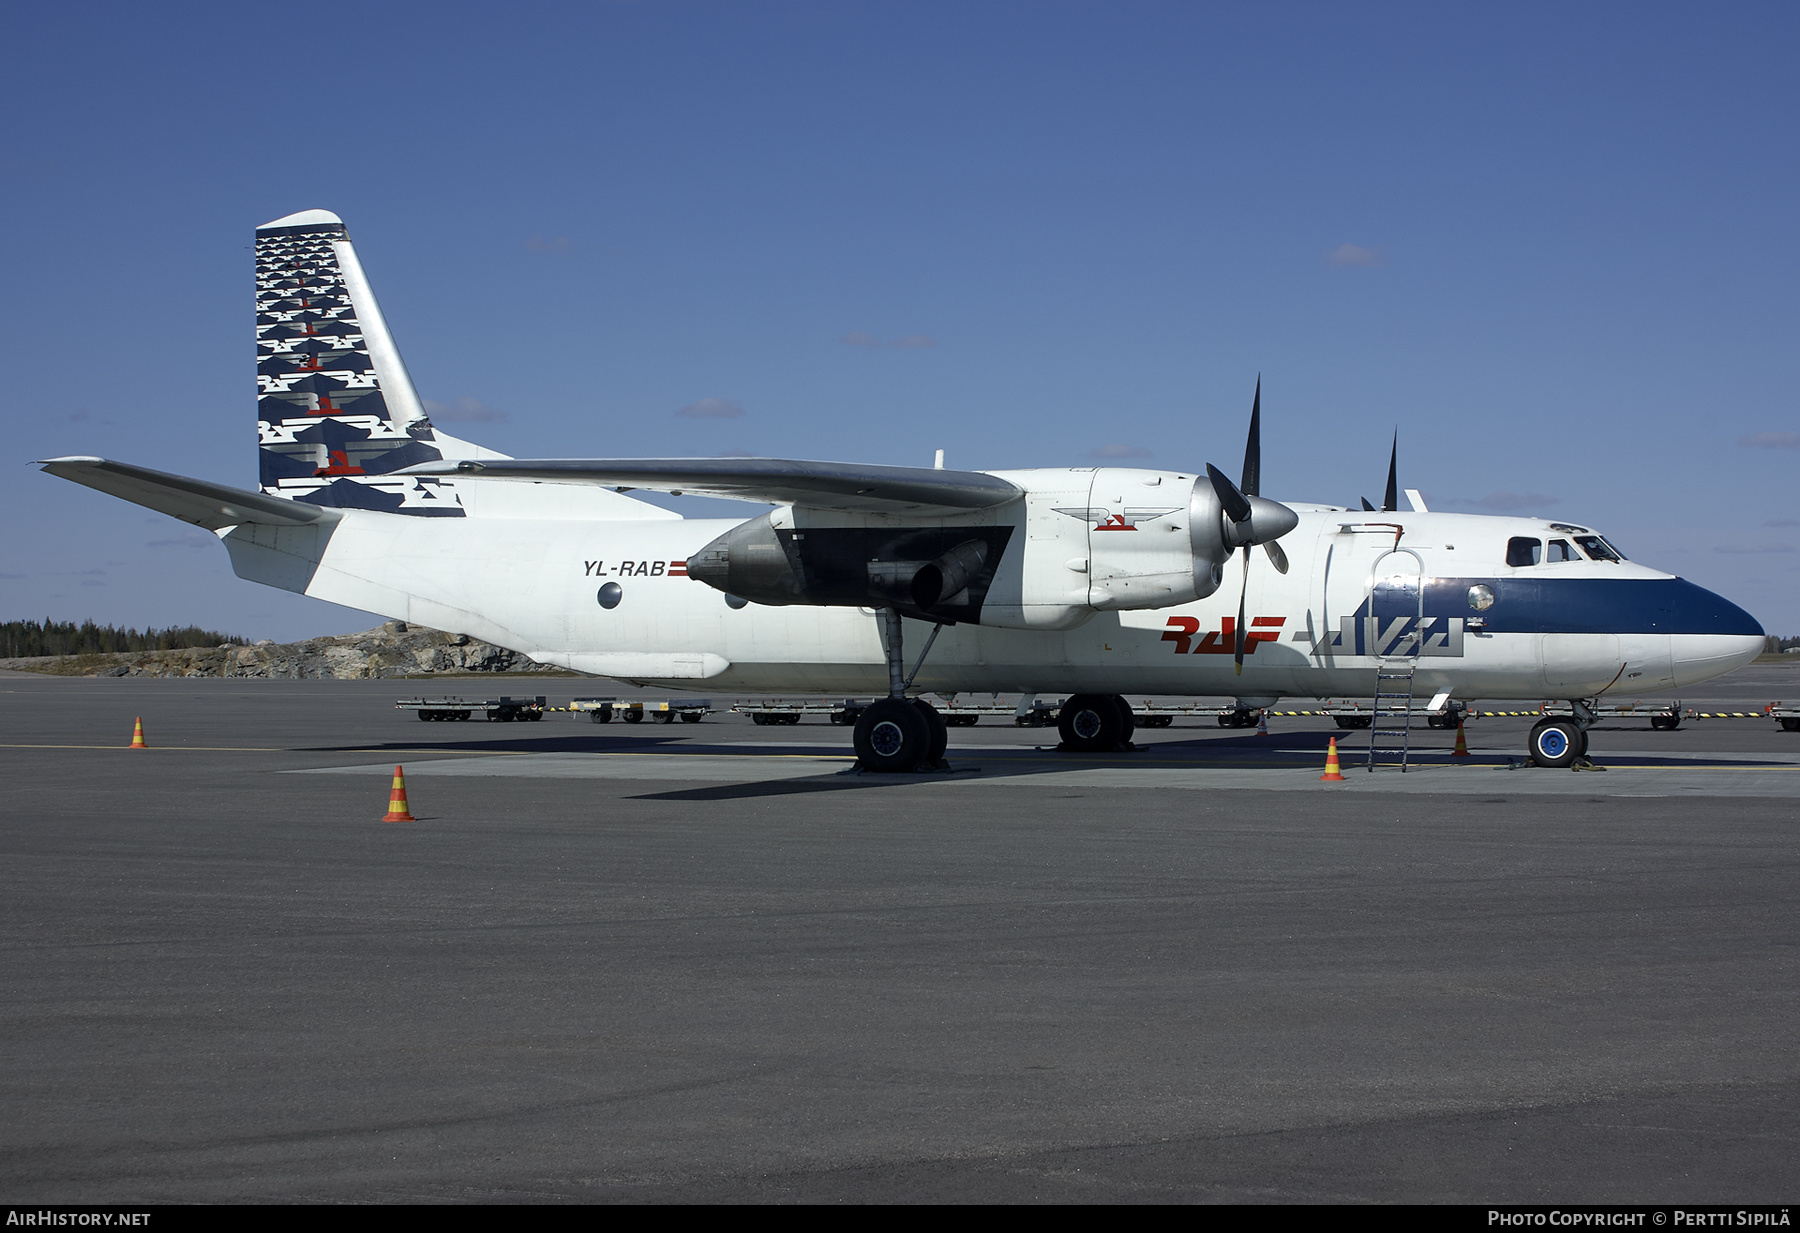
[[289, 751, 1800, 797]]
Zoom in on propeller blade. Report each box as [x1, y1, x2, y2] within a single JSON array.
[[1207, 463, 1253, 524], [1234, 548, 1249, 675], [1382, 432, 1398, 513], [1264, 539, 1289, 574], [1361, 497, 1376, 512], [1240, 376, 1261, 498]]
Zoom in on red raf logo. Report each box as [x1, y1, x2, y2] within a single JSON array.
[[1161, 615, 1286, 655]]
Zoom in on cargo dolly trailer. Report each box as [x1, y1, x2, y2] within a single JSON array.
[[396, 695, 547, 722]]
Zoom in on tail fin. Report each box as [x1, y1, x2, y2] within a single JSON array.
[[255, 209, 500, 516]]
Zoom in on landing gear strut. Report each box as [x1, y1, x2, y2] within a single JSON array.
[[851, 610, 949, 773]]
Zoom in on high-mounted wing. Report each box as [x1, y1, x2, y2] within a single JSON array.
[[38, 457, 342, 529], [401, 457, 1023, 515]]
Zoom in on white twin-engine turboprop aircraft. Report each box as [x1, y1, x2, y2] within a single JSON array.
[[41, 209, 1765, 772]]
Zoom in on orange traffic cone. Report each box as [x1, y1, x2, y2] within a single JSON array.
[[381, 765, 416, 822], [1320, 737, 1346, 781], [1451, 721, 1471, 758], [129, 717, 147, 749]]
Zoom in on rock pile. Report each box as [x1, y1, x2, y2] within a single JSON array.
[[0, 622, 567, 679]]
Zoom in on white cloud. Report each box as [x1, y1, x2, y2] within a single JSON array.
[[1326, 243, 1383, 268], [1089, 443, 1153, 460], [424, 397, 509, 423], [839, 332, 880, 348], [1737, 432, 1800, 449], [1448, 491, 1557, 511], [890, 335, 937, 349], [677, 398, 746, 419]]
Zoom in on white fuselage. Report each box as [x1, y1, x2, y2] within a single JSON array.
[[218, 470, 1764, 702]]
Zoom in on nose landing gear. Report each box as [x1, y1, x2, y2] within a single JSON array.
[[1528, 700, 1595, 768]]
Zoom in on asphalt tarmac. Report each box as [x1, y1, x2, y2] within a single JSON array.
[[2, 666, 1797, 1203]]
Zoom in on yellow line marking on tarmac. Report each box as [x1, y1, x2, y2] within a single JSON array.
[[5, 744, 1793, 772], [0, 743, 537, 754]]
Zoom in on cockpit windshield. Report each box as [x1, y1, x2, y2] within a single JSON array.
[[1574, 534, 1625, 562]]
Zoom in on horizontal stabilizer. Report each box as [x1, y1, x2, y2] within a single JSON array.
[[402, 457, 1022, 515], [38, 457, 342, 530]]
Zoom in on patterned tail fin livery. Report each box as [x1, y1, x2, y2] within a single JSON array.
[[255, 209, 501, 516]]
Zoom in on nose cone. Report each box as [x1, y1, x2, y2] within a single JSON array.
[[1672, 632, 1766, 687], [1668, 582, 1765, 688]]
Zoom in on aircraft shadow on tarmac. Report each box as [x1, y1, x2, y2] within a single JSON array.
[[301, 726, 1788, 804]]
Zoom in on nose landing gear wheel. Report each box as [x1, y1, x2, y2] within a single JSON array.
[[854, 698, 931, 773], [1528, 719, 1584, 768], [1057, 693, 1127, 753]]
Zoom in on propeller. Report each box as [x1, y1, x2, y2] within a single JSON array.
[[1360, 433, 1400, 513], [1204, 376, 1297, 674]]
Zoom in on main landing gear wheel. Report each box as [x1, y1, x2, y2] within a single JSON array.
[[1058, 693, 1128, 753], [912, 699, 949, 767], [854, 698, 931, 773], [1528, 719, 1585, 768], [1111, 695, 1137, 743]]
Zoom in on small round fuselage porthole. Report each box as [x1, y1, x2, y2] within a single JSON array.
[[597, 582, 623, 609], [1467, 584, 1495, 611]]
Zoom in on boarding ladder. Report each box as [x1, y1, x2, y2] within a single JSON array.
[[1365, 547, 1425, 772]]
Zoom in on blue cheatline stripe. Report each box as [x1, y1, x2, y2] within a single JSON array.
[[1380, 577, 1764, 637]]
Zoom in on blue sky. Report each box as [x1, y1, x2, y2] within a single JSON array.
[[3, 1, 1796, 640]]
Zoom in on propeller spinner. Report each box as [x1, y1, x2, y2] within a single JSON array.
[[1203, 377, 1298, 673]]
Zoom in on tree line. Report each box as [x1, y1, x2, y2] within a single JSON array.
[[2, 619, 248, 659]]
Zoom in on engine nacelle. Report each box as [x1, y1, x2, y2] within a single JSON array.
[[688, 466, 1297, 630]]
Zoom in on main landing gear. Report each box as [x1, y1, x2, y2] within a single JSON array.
[[1056, 694, 1137, 753], [851, 610, 952, 774]]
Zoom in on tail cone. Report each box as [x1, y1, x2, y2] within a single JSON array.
[[129, 717, 147, 749], [381, 765, 416, 822], [1451, 721, 1471, 758], [1320, 737, 1345, 782]]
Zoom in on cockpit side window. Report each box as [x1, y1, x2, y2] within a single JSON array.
[[1547, 538, 1579, 562], [1506, 537, 1542, 567], [1575, 534, 1624, 562]]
